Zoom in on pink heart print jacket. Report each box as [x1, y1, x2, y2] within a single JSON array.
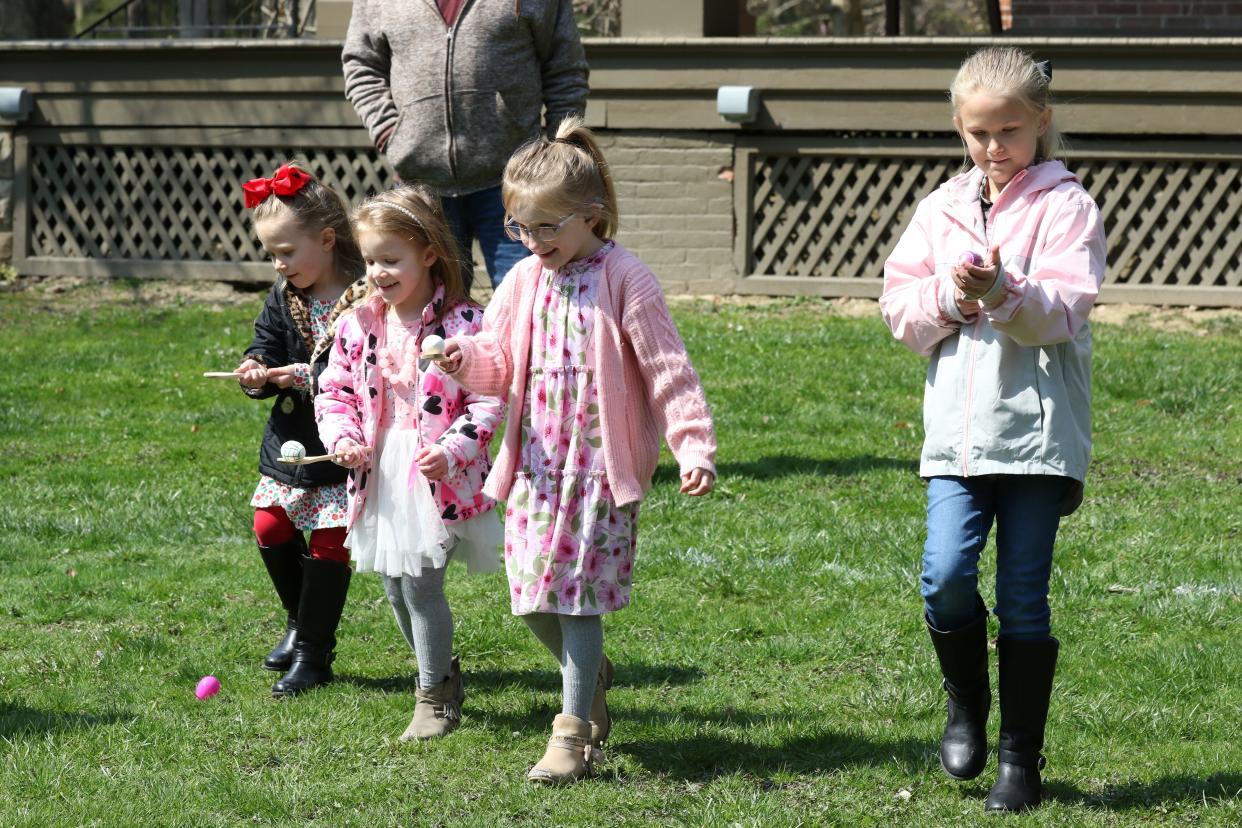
[[314, 286, 504, 529]]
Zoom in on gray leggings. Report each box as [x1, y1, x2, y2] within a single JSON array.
[[522, 612, 603, 722], [383, 564, 453, 689]]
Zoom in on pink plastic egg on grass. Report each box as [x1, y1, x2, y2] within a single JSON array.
[[958, 250, 985, 268], [195, 675, 221, 700]]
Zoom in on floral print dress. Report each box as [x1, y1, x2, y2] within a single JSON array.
[[251, 297, 349, 530], [504, 241, 639, 616]]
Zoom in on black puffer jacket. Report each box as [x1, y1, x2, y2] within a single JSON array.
[[242, 281, 347, 489]]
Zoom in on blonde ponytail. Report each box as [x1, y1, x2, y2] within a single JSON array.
[[502, 115, 618, 240]]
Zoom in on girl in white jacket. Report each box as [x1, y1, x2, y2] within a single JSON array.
[[881, 47, 1106, 814]]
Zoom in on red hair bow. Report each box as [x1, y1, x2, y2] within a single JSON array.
[[243, 164, 312, 208]]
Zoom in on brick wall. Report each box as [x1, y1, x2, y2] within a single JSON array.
[[0, 128, 12, 264], [1011, 1, 1242, 34], [597, 131, 737, 294]]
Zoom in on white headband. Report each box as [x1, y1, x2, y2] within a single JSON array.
[[380, 201, 422, 226]]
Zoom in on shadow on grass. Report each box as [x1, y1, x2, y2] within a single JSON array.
[[607, 714, 928, 780], [652, 454, 917, 484], [464, 700, 930, 779], [0, 702, 129, 739], [338, 662, 705, 696], [1045, 772, 1242, 811]]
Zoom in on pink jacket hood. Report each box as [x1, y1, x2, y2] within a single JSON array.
[[941, 159, 1077, 210]]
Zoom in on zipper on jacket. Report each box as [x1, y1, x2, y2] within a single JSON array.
[[962, 333, 978, 477], [954, 167, 1041, 477], [960, 195, 992, 478], [442, 0, 475, 187], [444, 29, 457, 184]]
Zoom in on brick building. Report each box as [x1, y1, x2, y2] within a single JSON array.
[[1008, 1, 1242, 35]]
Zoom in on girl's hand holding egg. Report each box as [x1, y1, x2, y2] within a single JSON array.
[[953, 245, 1001, 301], [422, 334, 461, 372]]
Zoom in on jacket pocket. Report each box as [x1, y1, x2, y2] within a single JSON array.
[[450, 90, 537, 187], [385, 93, 451, 181], [922, 333, 966, 468]]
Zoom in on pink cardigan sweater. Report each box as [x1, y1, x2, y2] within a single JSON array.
[[448, 243, 717, 507]]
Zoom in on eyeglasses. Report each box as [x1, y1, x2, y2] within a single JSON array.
[[503, 212, 578, 244]]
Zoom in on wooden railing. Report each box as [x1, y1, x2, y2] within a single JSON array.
[[2, 37, 1241, 304]]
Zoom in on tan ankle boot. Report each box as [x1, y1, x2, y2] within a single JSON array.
[[590, 654, 614, 746], [400, 656, 464, 742], [527, 714, 597, 785]]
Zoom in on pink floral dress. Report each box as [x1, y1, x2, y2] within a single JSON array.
[[504, 241, 639, 616], [251, 297, 349, 530]]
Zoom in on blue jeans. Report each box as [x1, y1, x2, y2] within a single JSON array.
[[440, 185, 528, 291], [921, 475, 1070, 640]]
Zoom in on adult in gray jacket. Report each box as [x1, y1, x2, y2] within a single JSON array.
[[342, 0, 589, 291]]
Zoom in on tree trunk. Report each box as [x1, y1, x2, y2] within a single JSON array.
[[845, 0, 865, 36]]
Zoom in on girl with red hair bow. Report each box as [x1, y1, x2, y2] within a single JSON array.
[[234, 162, 367, 697]]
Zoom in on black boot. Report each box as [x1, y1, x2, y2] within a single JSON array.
[[927, 599, 991, 781], [985, 637, 1059, 813], [258, 536, 305, 671], [272, 557, 352, 698]]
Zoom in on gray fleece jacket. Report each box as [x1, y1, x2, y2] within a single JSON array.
[[342, 0, 589, 196]]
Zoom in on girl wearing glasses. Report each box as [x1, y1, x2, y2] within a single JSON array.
[[435, 116, 718, 784]]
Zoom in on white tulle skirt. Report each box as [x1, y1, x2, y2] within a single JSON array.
[[346, 429, 502, 578], [449, 506, 504, 574]]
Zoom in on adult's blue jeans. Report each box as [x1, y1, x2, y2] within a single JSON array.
[[921, 475, 1071, 640], [441, 185, 528, 291]]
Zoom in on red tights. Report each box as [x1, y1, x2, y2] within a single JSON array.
[[253, 506, 348, 564]]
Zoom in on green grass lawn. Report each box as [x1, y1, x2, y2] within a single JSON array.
[[1, 287, 1239, 827]]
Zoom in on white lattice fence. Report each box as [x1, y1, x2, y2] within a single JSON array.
[[26, 144, 390, 266], [740, 146, 1242, 303]]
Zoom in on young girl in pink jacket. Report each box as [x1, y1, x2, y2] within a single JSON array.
[[438, 116, 718, 785], [316, 185, 503, 742], [881, 47, 1106, 814]]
